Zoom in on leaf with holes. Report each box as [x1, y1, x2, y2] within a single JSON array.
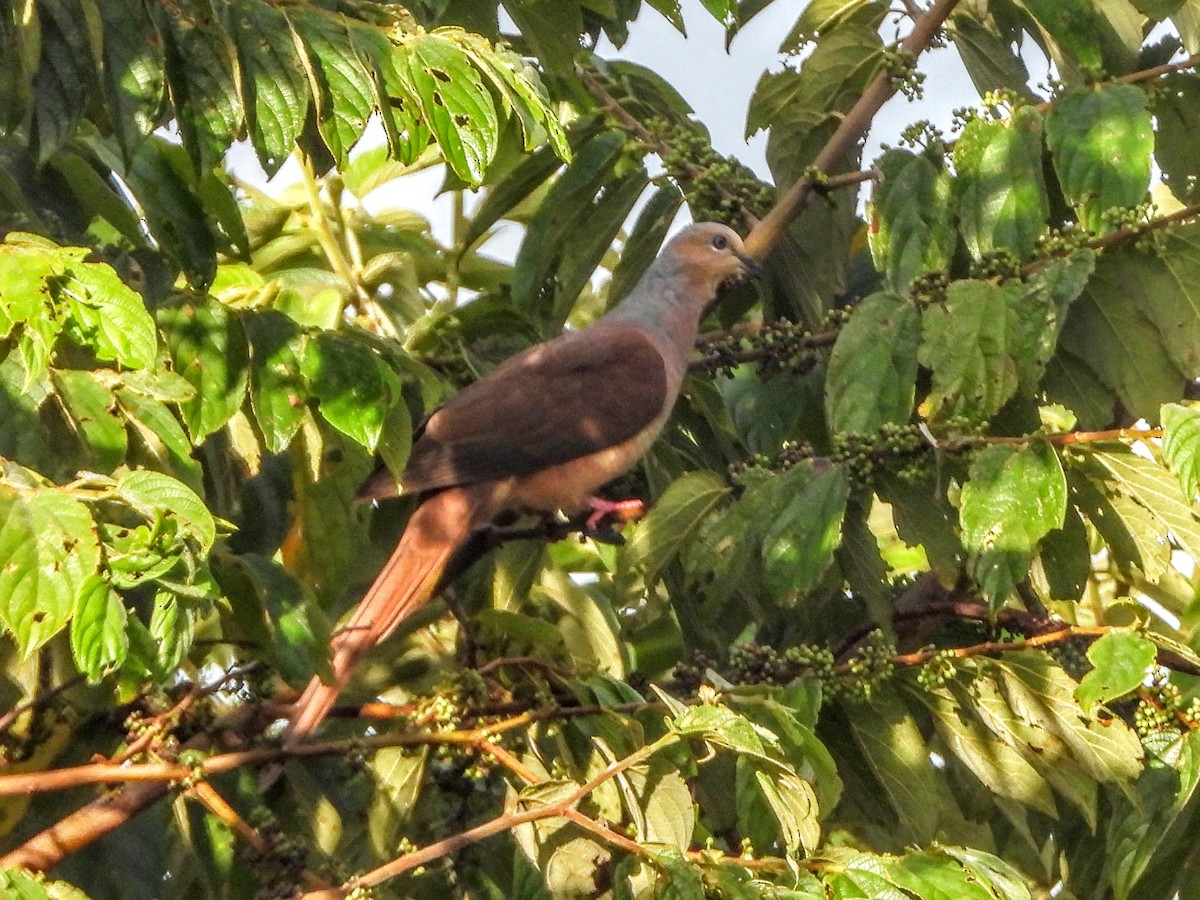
[[158, 299, 250, 441], [393, 30, 499, 185], [960, 442, 1067, 607], [0, 486, 101, 657]]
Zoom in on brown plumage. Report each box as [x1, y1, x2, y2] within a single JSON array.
[[285, 222, 757, 744]]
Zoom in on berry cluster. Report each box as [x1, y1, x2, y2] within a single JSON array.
[[830, 423, 931, 486], [1133, 677, 1200, 741], [916, 649, 960, 688], [883, 48, 926, 101], [833, 630, 897, 703], [240, 809, 311, 898], [696, 318, 823, 377], [968, 248, 1022, 280], [647, 117, 777, 220]]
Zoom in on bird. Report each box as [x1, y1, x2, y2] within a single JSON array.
[[284, 221, 759, 744]]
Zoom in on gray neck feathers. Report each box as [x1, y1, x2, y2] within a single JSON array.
[[604, 256, 710, 365]]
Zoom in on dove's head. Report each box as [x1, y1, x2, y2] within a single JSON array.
[[664, 222, 761, 298]]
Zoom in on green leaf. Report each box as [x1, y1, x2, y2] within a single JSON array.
[[124, 139, 218, 289], [914, 680, 1058, 818], [623, 472, 730, 587], [607, 183, 685, 306], [244, 310, 308, 454], [888, 849, 1022, 900], [512, 130, 628, 322], [868, 148, 955, 291], [0, 486, 101, 656], [149, 588, 194, 675], [158, 299, 250, 441], [1075, 631, 1157, 711], [826, 291, 921, 434], [393, 29, 500, 184], [1060, 249, 1188, 418], [1162, 402, 1200, 499], [31, 0, 98, 161], [1087, 444, 1200, 560], [212, 552, 325, 687], [69, 574, 128, 682], [995, 652, 1144, 783], [918, 279, 1023, 422], [61, 259, 157, 369], [113, 387, 204, 494], [98, 0, 165, 160], [953, 105, 1048, 260], [849, 690, 952, 842], [1152, 72, 1200, 203], [947, 11, 1036, 102], [161, 13, 243, 173], [53, 369, 128, 472], [1046, 85, 1152, 234], [289, 8, 375, 167], [459, 35, 569, 159], [960, 442, 1067, 607], [302, 332, 400, 451], [226, 0, 308, 176], [1012, 249, 1095, 392], [116, 469, 216, 552], [761, 465, 850, 606], [1106, 730, 1200, 897], [1020, 0, 1139, 74]]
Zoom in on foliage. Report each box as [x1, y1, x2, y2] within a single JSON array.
[[4, 0, 1200, 898]]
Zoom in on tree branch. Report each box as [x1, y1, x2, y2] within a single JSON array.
[[743, 0, 963, 259]]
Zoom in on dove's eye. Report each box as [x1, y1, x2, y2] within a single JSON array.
[[711, 234, 729, 250]]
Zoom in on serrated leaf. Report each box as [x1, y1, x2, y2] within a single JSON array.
[[61, 259, 157, 369], [32, 0, 98, 161], [158, 299, 250, 441], [1152, 72, 1200, 202], [226, 0, 308, 176], [1060, 250, 1187, 418], [52, 369, 127, 472], [947, 11, 1036, 102], [761, 465, 850, 606], [1162, 402, 1200, 499], [960, 442, 1066, 607], [0, 486, 101, 656], [868, 149, 955, 291], [1076, 631, 1156, 711], [69, 574, 128, 682], [623, 471, 730, 586], [995, 652, 1143, 784], [301, 331, 400, 450], [849, 690, 949, 841], [113, 387, 204, 493], [98, 0, 165, 159], [511, 130, 627, 319], [117, 469, 216, 552], [1046, 85, 1152, 234], [953, 105, 1048, 260], [149, 588, 193, 674], [289, 7, 375, 167], [912, 680, 1058, 818], [244, 310, 308, 454], [826, 291, 921, 434], [1088, 444, 1200, 560], [918, 279, 1024, 422], [161, 13, 243, 173], [393, 29, 500, 184]]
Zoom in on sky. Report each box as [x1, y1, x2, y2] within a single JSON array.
[[227, 1, 992, 249]]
